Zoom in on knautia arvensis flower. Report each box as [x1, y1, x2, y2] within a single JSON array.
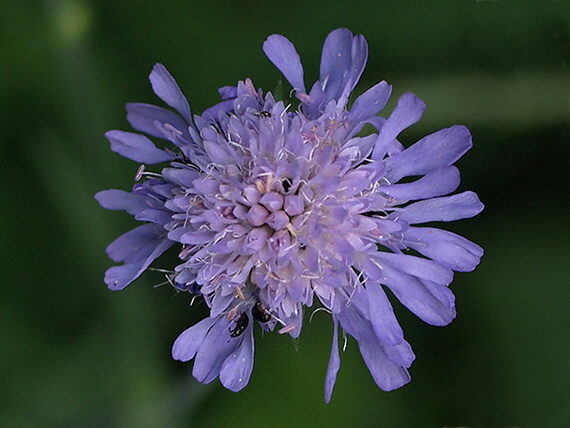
[[96, 28, 484, 402]]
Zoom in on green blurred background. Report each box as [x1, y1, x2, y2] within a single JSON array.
[[1, 1, 569, 427]]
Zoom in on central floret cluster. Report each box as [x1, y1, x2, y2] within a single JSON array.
[[96, 29, 484, 402], [168, 80, 395, 340]]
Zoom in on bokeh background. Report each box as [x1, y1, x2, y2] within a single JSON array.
[[1, 1, 569, 427]]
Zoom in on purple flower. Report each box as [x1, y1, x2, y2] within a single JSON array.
[[96, 28, 484, 402]]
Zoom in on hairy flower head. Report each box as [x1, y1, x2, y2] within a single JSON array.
[[96, 29, 484, 402]]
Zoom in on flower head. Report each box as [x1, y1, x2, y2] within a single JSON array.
[[96, 28, 484, 402]]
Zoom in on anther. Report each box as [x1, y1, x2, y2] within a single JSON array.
[[135, 164, 145, 181], [278, 324, 297, 334]]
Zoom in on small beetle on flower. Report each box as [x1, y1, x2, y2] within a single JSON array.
[[96, 28, 484, 402]]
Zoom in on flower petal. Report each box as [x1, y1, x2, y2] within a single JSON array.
[[338, 304, 411, 391], [380, 166, 460, 204], [219, 323, 255, 392], [384, 125, 472, 182], [193, 316, 240, 384], [201, 99, 236, 122], [106, 224, 162, 262], [404, 227, 484, 272], [324, 317, 341, 403], [320, 29, 368, 104], [134, 208, 172, 224], [348, 81, 392, 125], [375, 252, 454, 286], [161, 167, 200, 188], [105, 237, 172, 290], [263, 34, 305, 93], [339, 134, 378, 164], [149, 63, 192, 123], [382, 340, 416, 369], [218, 85, 237, 100], [203, 140, 236, 165], [393, 191, 484, 224], [320, 29, 352, 97], [95, 189, 148, 215], [380, 263, 456, 326], [347, 34, 368, 95], [366, 281, 404, 346], [372, 93, 426, 162], [126, 103, 192, 143], [106, 130, 175, 164], [172, 317, 217, 362]]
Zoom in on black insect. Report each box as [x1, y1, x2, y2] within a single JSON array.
[[252, 300, 272, 323], [254, 110, 272, 118], [281, 177, 293, 193], [229, 312, 249, 337]]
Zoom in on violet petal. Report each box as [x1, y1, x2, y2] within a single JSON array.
[[366, 281, 405, 346], [219, 323, 255, 392], [348, 81, 392, 125], [381, 166, 460, 203], [393, 191, 484, 224], [381, 263, 456, 326], [106, 130, 175, 164], [104, 238, 172, 290], [384, 125, 472, 182], [149, 63, 192, 123], [405, 227, 484, 272], [95, 189, 148, 215], [172, 317, 217, 362], [324, 317, 341, 403], [263, 34, 306, 93]]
